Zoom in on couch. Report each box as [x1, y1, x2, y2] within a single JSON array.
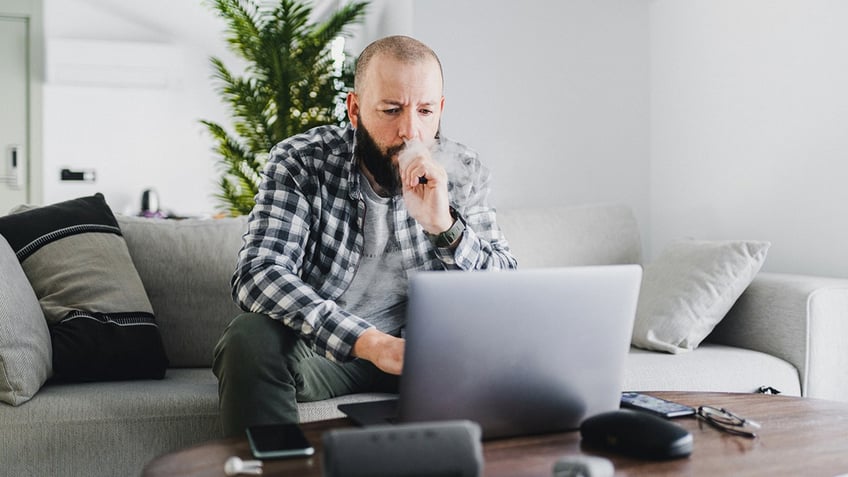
[[2, 203, 847, 477]]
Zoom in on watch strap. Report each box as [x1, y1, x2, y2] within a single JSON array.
[[428, 209, 466, 247]]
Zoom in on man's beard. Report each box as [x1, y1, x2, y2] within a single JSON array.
[[355, 119, 405, 196]]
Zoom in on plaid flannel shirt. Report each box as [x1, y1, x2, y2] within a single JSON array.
[[232, 125, 517, 363]]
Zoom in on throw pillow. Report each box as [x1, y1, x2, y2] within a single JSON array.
[[631, 239, 770, 354], [0, 235, 52, 405], [0, 193, 168, 381]]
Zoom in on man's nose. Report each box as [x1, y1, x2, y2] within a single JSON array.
[[398, 110, 420, 141]]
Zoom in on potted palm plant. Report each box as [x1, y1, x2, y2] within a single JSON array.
[[203, 0, 368, 215]]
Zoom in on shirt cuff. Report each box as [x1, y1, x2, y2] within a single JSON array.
[[315, 309, 375, 363]]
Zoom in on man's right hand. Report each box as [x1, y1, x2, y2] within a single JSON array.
[[352, 328, 405, 375]]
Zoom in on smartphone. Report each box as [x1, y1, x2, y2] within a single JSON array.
[[246, 423, 315, 459], [620, 392, 695, 418]]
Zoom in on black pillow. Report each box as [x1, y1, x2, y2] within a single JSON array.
[[0, 193, 168, 381]]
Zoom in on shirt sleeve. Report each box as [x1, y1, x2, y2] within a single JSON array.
[[230, 146, 372, 363]]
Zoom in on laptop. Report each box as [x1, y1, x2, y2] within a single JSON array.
[[339, 265, 642, 439]]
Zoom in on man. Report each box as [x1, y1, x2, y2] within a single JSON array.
[[213, 35, 517, 437]]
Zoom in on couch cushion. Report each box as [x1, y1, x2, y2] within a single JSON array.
[[0, 368, 220, 477], [0, 235, 52, 405], [298, 392, 397, 423], [624, 344, 800, 396], [0, 368, 390, 477], [0, 194, 168, 381], [117, 215, 247, 367], [632, 239, 770, 353], [497, 204, 641, 268]]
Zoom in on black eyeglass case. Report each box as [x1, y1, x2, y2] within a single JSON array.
[[580, 409, 694, 460]]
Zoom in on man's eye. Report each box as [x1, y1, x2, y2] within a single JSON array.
[[383, 108, 401, 115], [419, 109, 433, 116]]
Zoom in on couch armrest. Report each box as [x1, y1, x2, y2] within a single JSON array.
[[707, 272, 848, 401]]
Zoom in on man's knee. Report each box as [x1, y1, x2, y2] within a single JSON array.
[[213, 313, 289, 373], [219, 312, 272, 346], [213, 313, 301, 435]]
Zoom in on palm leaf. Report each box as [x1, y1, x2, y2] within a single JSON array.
[[202, 0, 368, 215]]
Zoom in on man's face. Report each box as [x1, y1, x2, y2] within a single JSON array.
[[347, 54, 445, 194], [354, 117, 405, 195]]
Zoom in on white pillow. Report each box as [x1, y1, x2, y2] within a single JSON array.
[[632, 239, 770, 354], [0, 235, 52, 405]]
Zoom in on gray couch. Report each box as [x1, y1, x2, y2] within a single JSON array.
[[2, 203, 847, 477]]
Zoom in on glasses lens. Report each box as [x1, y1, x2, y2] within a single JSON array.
[[697, 406, 758, 438], [700, 407, 744, 426]]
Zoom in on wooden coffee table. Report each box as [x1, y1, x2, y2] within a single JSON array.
[[143, 391, 848, 476]]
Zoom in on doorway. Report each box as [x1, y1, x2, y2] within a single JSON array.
[[0, 15, 30, 212]]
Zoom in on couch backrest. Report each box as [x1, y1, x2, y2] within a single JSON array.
[[497, 203, 642, 268], [117, 203, 641, 367], [118, 215, 248, 368]]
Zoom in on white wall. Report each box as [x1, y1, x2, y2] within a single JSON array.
[[43, 0, 234, 216], [650, 0, 848, 277], [42, 0, 412, 217], [43, 0, 651, 221], [412, 0, 651, 236], [41, 0, 848, 278]]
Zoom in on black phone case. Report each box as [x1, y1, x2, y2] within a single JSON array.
[[620, 392, 695, 418], [246, 424, 315, 459]]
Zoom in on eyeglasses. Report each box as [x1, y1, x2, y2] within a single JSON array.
[[696, 406, 761, 438]]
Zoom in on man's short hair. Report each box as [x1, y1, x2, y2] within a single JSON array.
[[354, 35, 444, 92]]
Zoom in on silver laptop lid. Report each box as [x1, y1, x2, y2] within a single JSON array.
[[398, 265, 642, 439]]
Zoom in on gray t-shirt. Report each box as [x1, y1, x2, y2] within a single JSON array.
[[337, 173, 407, 336]]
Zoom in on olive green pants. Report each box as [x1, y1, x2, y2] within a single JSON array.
[[212, 313, 398, 437]]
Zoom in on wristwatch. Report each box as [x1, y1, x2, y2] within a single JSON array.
[[427, 208, 466, 248]]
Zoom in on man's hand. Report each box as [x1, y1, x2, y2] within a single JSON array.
[[352, 328, 405, 375], [398, 141, 453, 234]]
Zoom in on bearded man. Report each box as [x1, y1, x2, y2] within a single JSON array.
[[213, 35, 517, 437]]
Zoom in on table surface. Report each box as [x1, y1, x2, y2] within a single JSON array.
[[142, 391, 848, 477]]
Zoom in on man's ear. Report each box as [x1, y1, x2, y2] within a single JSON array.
[[346, 92, 360, 128]]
